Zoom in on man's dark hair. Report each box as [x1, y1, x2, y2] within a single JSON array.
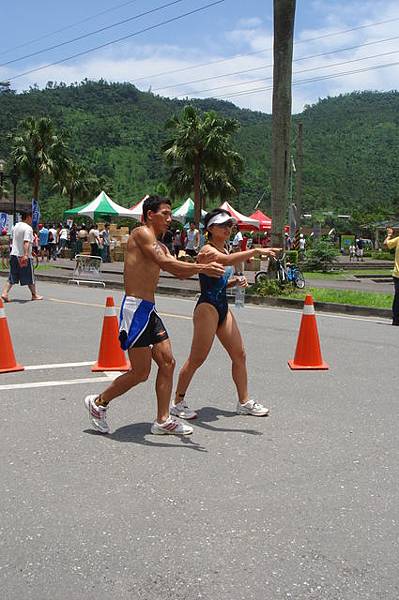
[[19, 210, 32, 221], [143, 195, 171, 222], [189, 221, 195, 226]]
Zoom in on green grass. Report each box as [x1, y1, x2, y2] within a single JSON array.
[[303, 269, 392, 280], [287, 287, 392, 309], [0, 263, 54, 272]]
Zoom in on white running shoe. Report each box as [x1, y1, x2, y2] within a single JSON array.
[[84, 395, 110, 433], [170, 400, 197, 420], [236, 399, 269, 417], [151, 416, 193, 435]]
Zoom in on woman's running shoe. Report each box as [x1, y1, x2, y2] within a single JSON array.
[[151, 416, 193, 435], [236, 399, 269, 417], [170, 400, 197, 420], [84, 395, 110, 433]]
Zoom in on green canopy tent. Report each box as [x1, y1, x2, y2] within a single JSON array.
[[172, 198, 207, 224], [64, 191, 137, 220]]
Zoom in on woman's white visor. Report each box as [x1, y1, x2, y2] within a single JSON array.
[[206, 213, 237, 228]]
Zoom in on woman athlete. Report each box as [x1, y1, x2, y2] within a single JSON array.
[[171, 208, 280, 420]]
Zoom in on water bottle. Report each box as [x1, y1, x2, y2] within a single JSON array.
[[234, 273, 246, 309]]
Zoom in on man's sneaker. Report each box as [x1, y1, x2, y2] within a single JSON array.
[[236, 399, 269, 417], [170, 400, 197, 420], [151, 416, 193, 435], [84, 395, 110, 434]]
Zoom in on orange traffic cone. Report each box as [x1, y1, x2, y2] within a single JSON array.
[[0, 299, 24, 374], [288, 295, 329, 370], [92, 297, 130, 372]]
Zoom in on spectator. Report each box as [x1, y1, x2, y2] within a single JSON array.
[[100, 223, 111, 262], [298, 233, 306, 258], [173, 229, 182, 258], [1, 210, 43, 302], [161, 226, 173, 254], [38, 223, 49, 262], [384, 227, 399, 326], [231, 224, 244, 273], [349, 242, 356, 262], [77, 224, 88, 255], [57, 223, 69, 257], [355, 237, 364, 262], [0, 228, 10, 270], [88, 223, 101, 257], [69, 223, 78, 259], [185, 222, 199, 258], [48, 223, 58, 261]]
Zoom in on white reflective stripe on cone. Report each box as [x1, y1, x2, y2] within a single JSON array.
[[303, 304, 315, 316], [0, 308, 5, 318], [104, 307, 117, 317]]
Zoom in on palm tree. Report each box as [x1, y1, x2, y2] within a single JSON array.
[[10, 116, 68, 201], [54, 160, 99, 209], [271, 0, 297, 246], [163, 106, 242, 224]]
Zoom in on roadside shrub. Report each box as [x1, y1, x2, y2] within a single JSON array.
[[286, 250, 299, 265], [303, 239, 339, 272], [252, 279, 295, 297], [370, 250, 394, 260]]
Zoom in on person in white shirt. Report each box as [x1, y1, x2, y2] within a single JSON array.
[[185, 222, 200, 257], [48, 224, 58, 261], [231, 224, 244, 273], [57, 224, 69, 257], [1, 210, 43, 302]]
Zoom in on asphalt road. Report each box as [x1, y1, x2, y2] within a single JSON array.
[[1, 281, 398, 600]]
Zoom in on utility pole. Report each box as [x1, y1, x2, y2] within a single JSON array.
[[271, 0, 297, 247], [294, 121, 303, 230]]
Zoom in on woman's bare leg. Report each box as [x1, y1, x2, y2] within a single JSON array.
[[175, 304, 219, 401], [216, 310, 249, 404]]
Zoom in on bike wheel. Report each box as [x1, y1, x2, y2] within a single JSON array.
[[255, 271, 269, 284], [294, 269, 305, 289]]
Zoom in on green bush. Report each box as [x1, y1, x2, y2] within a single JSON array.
[[285, 250, 298, 265], [370, 250, 394, 260], [252, 279, 295, 297], [303, 239, 339, 272]]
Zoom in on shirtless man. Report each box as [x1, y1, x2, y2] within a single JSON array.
[[84, 195, 224, 436]]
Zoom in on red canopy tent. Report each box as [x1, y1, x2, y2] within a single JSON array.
[[239, 209, 272, 232]]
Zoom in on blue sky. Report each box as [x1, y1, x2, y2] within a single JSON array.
[[1, 0, 398, 113]]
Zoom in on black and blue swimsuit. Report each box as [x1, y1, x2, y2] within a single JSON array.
[[196, 264, 235, 326]]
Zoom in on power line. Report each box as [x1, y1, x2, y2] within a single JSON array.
[[0, 0, 190, 68], [152, 33, 399, 93], [132, 14, 399, 83], [211, 60, 399, 101], [0, 0, 143, 59], [178, 48, 399, 97], [7, 1, 225, 82]]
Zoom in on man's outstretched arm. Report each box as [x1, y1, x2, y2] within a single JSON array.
[[137, 228, 224, 279]]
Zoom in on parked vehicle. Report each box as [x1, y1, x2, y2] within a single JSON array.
[[255, 253, 305, 289]]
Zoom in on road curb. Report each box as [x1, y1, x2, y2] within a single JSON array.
[[0, 271, 391, 318]]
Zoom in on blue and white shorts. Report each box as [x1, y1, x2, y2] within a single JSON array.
[[119, 296, 169, 350]]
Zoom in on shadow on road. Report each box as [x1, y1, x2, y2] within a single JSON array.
[[194, 406, 264, 435], [84, 423, 207, 452]]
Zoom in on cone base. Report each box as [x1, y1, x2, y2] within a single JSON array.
[[288, 360, 329, 370], [92, 363, 130, 372], [0, 364, 25, 374]]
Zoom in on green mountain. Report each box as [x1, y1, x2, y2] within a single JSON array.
[[0, 80, 398, 220]]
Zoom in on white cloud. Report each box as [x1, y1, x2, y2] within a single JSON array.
[[2, 2, 399, 115]]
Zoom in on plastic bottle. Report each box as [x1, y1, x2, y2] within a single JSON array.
[[234, 273, 246, 309]]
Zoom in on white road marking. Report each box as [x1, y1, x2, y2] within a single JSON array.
[[48, 294, 390, 324], [0, 377, 110, 391], [47, 296, 192, 320], [25, 361, 94, 371]]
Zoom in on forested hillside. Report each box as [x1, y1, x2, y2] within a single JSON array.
[[0, 80, 398, 219]]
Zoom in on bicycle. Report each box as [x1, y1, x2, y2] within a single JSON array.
[[255, 253, 305, 289]]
